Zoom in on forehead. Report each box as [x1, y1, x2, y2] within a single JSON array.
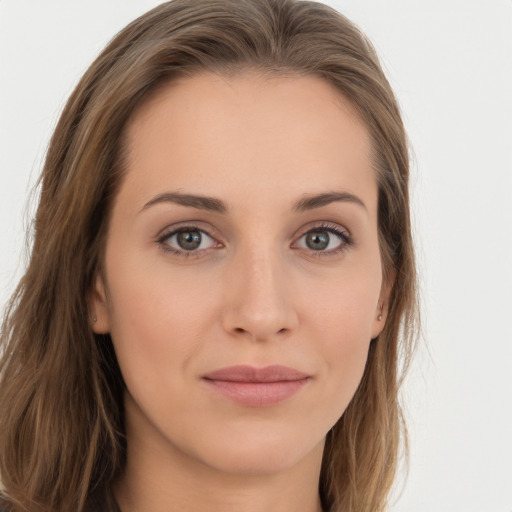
[[120, 70, 377, 216]]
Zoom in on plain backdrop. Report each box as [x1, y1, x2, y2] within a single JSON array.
[[1, 1, 511, 511]]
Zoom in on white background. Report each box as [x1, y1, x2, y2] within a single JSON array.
[[1, 1, 511, 511]]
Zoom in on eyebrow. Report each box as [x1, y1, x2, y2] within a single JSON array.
[[141, 192, 226, 213], [292, 191, 367, 213], [140, 190, 367, 214]]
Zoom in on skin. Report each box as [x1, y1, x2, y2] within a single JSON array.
[[91, 71, 390, 512]]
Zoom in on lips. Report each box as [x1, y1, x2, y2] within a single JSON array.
[[202, 365, 311, 407], [203, 364, 310, 382]]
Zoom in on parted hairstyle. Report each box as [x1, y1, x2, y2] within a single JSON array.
[[0, 1, 419, 511]]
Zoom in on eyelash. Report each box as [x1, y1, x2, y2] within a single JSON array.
[[156, 222, 354, 260]]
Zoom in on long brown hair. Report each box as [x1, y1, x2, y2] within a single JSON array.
[[0, 1, 419, 510]]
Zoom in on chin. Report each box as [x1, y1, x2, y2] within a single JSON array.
[[189, 428, 326, 476]]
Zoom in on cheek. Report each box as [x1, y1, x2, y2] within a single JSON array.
[[104, 251, 217, 386], [301, 258, 381, 341], [299, 264, 380, 405]]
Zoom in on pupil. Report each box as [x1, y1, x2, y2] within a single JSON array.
[[177, 230, 201, 250], [306, 231, 329, 250]]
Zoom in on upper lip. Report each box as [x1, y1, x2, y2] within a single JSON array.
[[202, 365, 310, 383]]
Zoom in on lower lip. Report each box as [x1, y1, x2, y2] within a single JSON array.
[[203, 379, 309, 407]]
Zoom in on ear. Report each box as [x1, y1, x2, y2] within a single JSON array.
[[370, 269, 395, 340], [89, 273, 110, 334]]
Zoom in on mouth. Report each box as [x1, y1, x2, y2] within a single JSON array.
[[201, 365, 311, 407]]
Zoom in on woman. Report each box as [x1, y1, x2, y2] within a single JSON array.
[[0, 0, 418, 511]]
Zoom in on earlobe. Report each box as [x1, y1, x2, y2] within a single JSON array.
[[370, 270, 395, 340], [370, 301, 387, 340], [89, 273, 110, 334]]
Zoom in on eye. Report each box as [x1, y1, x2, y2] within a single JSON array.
[[158, 227, 217, 255], [294, 224, 353, 255]]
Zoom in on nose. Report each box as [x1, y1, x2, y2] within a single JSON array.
[[221, 247, 299, 342]]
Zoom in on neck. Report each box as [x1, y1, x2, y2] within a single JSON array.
[[114, 397, 325, 512], [114, 460, 325, 512]]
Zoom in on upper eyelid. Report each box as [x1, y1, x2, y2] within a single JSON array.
[[156, 221, 222, 241], [292, 221, 351, 240], [156, 220, 350, 237]]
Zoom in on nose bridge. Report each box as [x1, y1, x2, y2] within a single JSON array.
[[222, 240, 297, 341]]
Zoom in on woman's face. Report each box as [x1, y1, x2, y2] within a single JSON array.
[[92, 71, 388, 475]]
